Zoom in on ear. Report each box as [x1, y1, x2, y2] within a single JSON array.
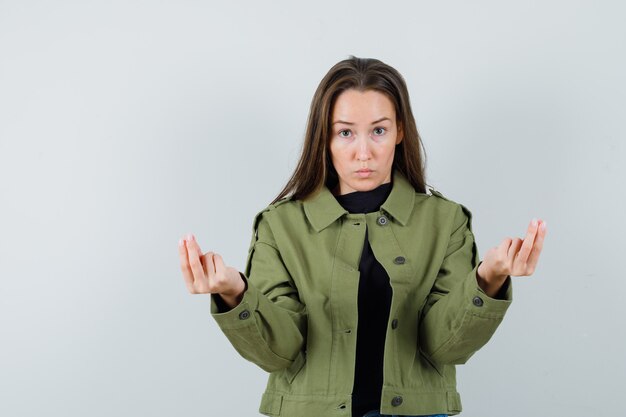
[[396, 122, 404, 144]]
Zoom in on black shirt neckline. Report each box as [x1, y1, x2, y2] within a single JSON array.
[[334, 181, 393, 214]]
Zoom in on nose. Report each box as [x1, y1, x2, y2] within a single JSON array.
[[356, 134, 372, 161]]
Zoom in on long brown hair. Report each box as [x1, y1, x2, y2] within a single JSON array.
[[270, 55, 428, 205]]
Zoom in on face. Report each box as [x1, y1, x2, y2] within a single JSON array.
[[329, 89, 403, 196]]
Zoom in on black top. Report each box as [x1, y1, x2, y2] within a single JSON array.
[[334, 181, 394, 417]]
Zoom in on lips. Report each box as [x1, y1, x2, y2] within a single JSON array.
[[357, 169, 372, 173]]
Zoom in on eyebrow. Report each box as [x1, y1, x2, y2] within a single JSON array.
[[332, 117, 392, 126]]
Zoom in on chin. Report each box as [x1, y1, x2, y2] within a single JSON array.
[[336, 172, 386, 195], [352, 180, 379, 191]]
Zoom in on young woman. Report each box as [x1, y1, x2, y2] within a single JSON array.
[[178, 56, 547, 417]]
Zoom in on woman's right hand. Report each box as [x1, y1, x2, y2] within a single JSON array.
[[178, 233, 246, 308]]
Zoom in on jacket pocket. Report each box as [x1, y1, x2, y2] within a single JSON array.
[[283, 349, 306, 384], [419, 348, 444, 378], [417, 306, 444, 378]]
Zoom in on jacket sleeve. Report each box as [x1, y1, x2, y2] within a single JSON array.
[[418, 202, 513, 365], [209, 208, 307, 373]]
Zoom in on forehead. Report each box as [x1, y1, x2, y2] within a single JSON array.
[[332, 89, 395, 120]]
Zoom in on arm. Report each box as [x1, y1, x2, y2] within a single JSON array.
[[210, 209, 307, 373], [419, 203, 513, 366]]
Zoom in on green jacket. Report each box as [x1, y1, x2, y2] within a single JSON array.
[[210, 168, 513, 416]]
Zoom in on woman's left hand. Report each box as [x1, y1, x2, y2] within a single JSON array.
[[476, 218, 547, 297]]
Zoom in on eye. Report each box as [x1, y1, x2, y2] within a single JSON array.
[[338, 129, 352, 138], [373, 127, 387, 136]]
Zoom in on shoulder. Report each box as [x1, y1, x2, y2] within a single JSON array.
[[426, 185, 457, 206], [426, 186, 475, 233], [256, 195, 299, 219], [249, 196, 300, 236]]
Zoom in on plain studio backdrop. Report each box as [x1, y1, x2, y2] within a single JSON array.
[[1, 1, 624, 416]]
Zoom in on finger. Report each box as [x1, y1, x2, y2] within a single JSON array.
[[187, 233, 203, 255], [213, 253, 225, 276], [213, 254, 227, 289], [196, 251, 216, 294], [205, 251, 216, 279], [516, 218, 539, 265], [178, 236, 195, 293], [189, 235, 209, 278], [498, 237, 513, 258], [526, 219, 547, 272], [186, 235, 207, 286], [198, 251, 209, 278], [507, 238, 523, 264]]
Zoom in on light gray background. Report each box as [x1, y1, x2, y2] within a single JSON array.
[[1, 1, 624, 416]]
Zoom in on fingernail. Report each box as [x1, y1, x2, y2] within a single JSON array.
[[540, 220, 547, 231], [178, 238, 183, 246], [531, 218, 538, 227], [187, 233, 193, 241]]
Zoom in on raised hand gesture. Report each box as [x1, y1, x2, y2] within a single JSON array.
[[477, 218, 547, 297], [178, 233, 246, 308]]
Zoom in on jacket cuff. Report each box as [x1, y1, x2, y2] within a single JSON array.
[[210, 273, 260, 330], [466, 261, 513, 317]]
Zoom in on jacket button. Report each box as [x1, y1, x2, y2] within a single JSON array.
[[391, 319, 398, 329], [391, 395, 403, 406], [472, 296, 484, 307], [376, 215, 389, 226], [238, 309, 251, 320], [393, 256, 405, 264]]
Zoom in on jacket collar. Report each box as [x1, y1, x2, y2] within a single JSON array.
[[303, 168, 416, 232]]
